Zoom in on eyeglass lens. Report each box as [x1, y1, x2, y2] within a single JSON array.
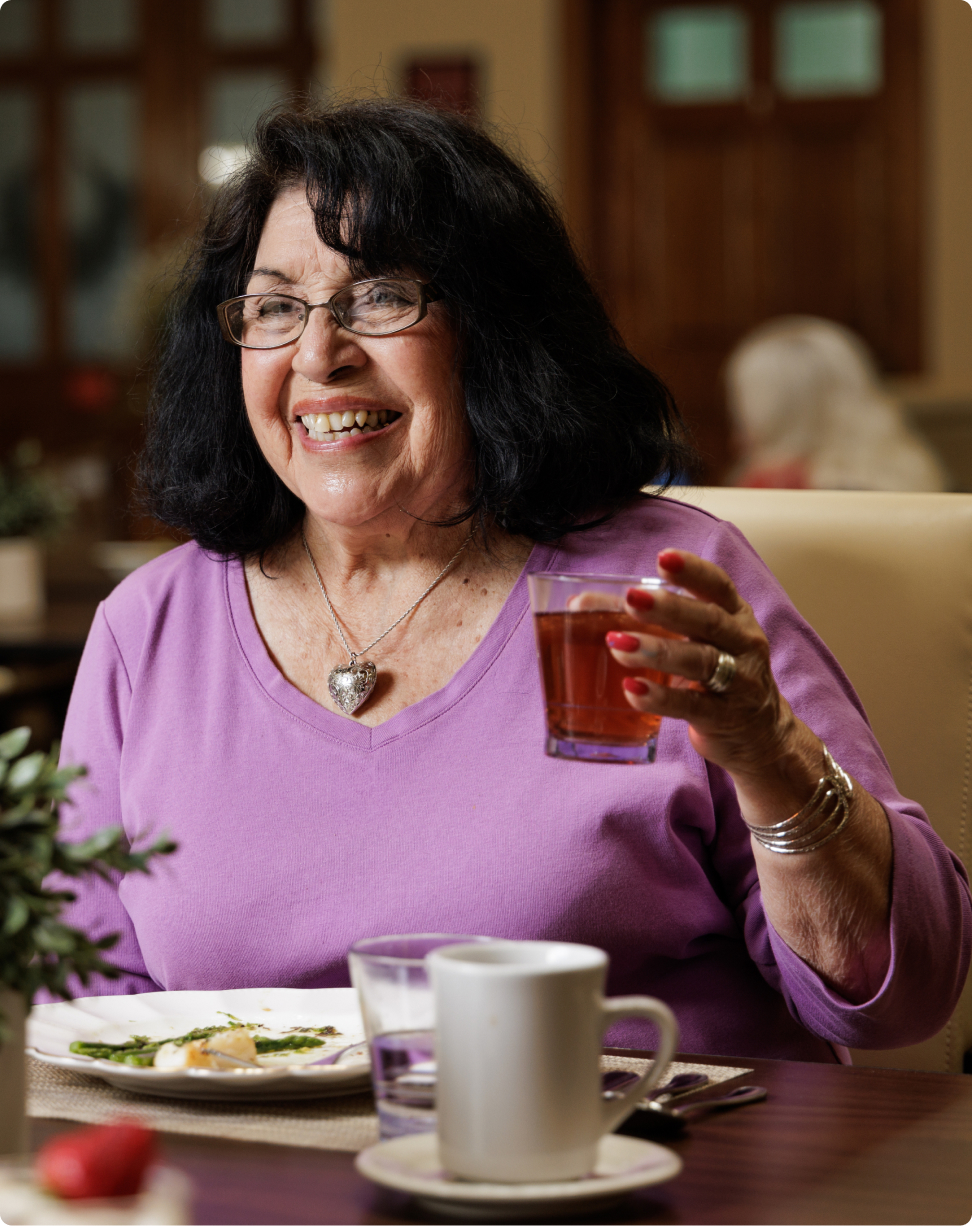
[[224, 279, 423, 346]]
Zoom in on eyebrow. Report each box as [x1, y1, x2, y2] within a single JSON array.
[[248, 267, 297, 284]]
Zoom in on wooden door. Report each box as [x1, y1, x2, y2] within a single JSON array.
[[570, 0, 921, 481]]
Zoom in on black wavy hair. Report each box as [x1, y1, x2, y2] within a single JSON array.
[[139, 98, 691, 554]]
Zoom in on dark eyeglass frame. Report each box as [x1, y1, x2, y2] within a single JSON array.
[[216, 278, 440, 349]]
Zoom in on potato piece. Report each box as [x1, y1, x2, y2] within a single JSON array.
[[153, 1029, 257, 1070]]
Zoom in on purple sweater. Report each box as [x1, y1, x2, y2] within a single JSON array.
[[52, 498, 971, 1062]]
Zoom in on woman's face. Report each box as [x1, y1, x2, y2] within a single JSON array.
[[240, 186, 469, 532]]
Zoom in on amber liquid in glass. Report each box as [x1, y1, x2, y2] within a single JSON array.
[[534, 610, 675, 746]]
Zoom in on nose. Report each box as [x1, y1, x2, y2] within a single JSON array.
[[291, 305, 367, 383]]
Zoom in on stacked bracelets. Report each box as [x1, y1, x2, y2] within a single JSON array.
[[744, 747, 854, 854]]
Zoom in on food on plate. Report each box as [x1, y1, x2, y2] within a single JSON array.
[[36, 1121, 156, 1199], [154, 1026, 257, 1069], [67, 1016, 341, 1068]]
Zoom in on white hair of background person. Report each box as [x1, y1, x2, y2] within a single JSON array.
[[725, 316, 946, 492]]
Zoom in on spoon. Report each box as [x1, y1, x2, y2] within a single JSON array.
[[601, 1069, 709, 1101], [650, 1083, 767, 1118], [617, 1084, 767, 1140]]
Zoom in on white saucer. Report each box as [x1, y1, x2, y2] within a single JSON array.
[[355, 1131, 682, 1221]]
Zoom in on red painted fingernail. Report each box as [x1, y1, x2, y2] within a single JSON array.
[[606, 631, 640, 652], [659, 550, 684, 573], [623, 677, 650, 695], [626, 588, 655, 610]]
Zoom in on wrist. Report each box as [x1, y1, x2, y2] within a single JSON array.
[[729, 718, 826, 828]]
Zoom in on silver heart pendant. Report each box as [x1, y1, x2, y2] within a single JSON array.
[[328, 660, 377, 715]]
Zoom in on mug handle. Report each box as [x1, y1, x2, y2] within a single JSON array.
[[598, 996, 680, 1133]]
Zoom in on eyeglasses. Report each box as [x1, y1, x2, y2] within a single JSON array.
[[216, 278, 439, 349]]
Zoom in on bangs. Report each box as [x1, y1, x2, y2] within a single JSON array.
[[245, 103, 469, 283]]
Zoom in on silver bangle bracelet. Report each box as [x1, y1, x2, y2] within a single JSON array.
[[744, 747, 854, 854]]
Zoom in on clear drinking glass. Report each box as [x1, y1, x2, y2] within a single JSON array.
[[348, 933, 494, 1139], [528, 572, 682, 764]]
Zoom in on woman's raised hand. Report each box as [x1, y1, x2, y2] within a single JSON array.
[[605, 548, 799, 781]]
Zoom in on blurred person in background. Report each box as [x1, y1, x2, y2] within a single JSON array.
[[726, 316, 946, 492]]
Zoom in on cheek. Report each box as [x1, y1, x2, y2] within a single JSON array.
[[241, 352, 290, 424]]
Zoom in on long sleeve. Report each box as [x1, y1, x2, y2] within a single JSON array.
[[39, 603, 158, 1000], [700, 519, 972, 1049]]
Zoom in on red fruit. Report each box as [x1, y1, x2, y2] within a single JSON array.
[[36, 1121, 156, 1199]]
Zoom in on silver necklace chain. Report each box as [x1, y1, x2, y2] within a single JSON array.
[[300, 527, 474, 664]]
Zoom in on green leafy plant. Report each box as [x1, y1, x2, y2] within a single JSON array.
[[0, 727, 176, 1039], [0, 440, 73, 539]]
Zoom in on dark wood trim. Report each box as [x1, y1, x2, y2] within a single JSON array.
[[561, 0, 598, 268]]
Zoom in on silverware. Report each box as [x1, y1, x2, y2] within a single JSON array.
[[617, 1083, 767, 1140], [307, 1040, 369, 1066], [198, 1048, 262, 1069], [648, 1083, 767, 1118], [197, 1040, 369, 1070], [602, 1069, 709, 1101]]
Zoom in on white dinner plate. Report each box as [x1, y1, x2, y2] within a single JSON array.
[[355, 1131, 683, 1221], [27, 987, 371, 1101]]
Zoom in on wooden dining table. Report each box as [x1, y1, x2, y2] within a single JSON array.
[[27, 1048, 972, 1225]]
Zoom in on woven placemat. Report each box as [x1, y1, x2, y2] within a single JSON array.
[[28, 1056, 752, 1154]]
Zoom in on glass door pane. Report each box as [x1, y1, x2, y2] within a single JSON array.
[[775, 0, 882, 97], [200, 71, 289, 183], [0, 0, 39, 57], [63, 0, 138, 52], [65, 82, 138, 360], [207, 0, 287, 45], [0, 90, 40, 360], [647, 6, 750, 103]]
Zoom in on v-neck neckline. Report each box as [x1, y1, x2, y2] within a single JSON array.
[[224, 538, 561, 750]]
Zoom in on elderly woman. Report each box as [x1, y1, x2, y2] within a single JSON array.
[[56, 101, 969, 1063]]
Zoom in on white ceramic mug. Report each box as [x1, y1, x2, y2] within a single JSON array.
[[428, 940, 679, 1183]]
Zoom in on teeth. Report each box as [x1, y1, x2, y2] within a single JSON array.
[[301, 409, 395, 438]]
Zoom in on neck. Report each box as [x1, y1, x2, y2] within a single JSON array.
[[299, 505, 475, 589]]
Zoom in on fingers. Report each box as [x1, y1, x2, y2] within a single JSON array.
[[657, 549, 744, 615], [621, 674, 722, 721], [566, 592, 623, 613], [625, 584, 751, 656], [606, 630, 723, 685]]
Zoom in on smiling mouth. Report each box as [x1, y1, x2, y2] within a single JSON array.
[[299, 408, 400, 442]]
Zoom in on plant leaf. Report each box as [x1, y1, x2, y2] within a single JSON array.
[[61, 826, 122, 861], [0, 727, 30, 761], [6, 751, 46, 790], [2, 896, 29, 936]]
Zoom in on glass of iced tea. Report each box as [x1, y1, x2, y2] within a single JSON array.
[[528, 572, 683, 764]]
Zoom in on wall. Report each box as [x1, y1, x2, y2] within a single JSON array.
[[321, 0, 972, 478], [322, 0, 563, 190], [921, 0, 972, 395]]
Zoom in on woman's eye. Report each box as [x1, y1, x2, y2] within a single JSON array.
[[260, 298, 300, 318], [365, 284, 410, 307]]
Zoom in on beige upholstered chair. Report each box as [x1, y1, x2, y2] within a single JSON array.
[[676, 488, 972, 1074]]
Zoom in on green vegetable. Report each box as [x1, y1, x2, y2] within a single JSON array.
[[68, 1021, 343, 1064], [254, 1035, 324, 1053]]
